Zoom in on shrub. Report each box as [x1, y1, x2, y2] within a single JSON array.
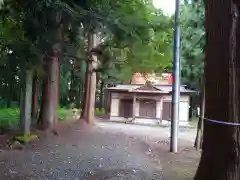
[[65, 103, 76, 109], [58, 108, 73, 121], [0, 108, 73, 131], [95, 108, 105, 116], [0, 108, 19, 131]]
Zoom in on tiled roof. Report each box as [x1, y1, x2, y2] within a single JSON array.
[[106, 84, 195, 94]]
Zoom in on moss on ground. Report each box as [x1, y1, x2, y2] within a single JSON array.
[[13, 134, 38, 143]]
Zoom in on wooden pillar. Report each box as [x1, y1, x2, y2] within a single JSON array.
[[156, 100, 161, 122], [132, 94, 136, 121]]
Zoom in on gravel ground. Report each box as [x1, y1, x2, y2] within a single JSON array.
[[0, 122, 168, 180], [96, 122, 200, 180], [97, 121, 197, 144]]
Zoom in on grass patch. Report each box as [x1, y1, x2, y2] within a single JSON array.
[[0, 108, 20, 130], [0, 108, 73, 131], [58, 108, 73, 121], [95, 108, 105, 116]]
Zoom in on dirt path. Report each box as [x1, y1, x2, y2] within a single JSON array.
[[0, 121, 167, 180], [96, 121, 197, 143], [97, 121, 200, 180]]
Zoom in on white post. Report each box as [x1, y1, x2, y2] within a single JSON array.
[[132, 94, 136, 121]]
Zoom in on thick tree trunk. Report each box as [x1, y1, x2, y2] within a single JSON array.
[[86, 32, 98, 124], [39, 57, 59, 130], [31, 71, 38, 119], [194, 1, 240, 179], [20, 69, 33, 135], [81, 62, 91, 118], [39, 61, 52, 129], [54, 57, 60, 126], [194, 76, 205, 150], [38, 12, 62, 131]]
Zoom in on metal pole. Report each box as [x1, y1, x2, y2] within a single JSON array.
[[170, 0, 181, 153]]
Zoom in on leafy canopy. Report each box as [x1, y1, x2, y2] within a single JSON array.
[[180, 0, 205, 90]]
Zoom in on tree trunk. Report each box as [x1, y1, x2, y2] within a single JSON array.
[[38, 12, 62, 130], [54, 57, 60, 126], [81, 61, 91, 118], [194, 1, 240, 179], [194, 76, 205, 150], [99, 80, 104, 109], [20, 69, 33, 135], [38, 79, 47, 125], [31, 71, 38, 119], [86, 32, 98, 124], [39, 57, 59, 130]]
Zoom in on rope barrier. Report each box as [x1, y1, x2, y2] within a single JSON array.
[[204, 118, 240, 126]]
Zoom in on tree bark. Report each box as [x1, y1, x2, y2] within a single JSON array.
[[38, 13, 62, 130], [20, 69, 33, 135], [86, 32, 98, 124], [81, 61, 91, 118], [31, 71, 38, 119], [194, 1, 240, 179], [54, 57, 60, 126], [39, 57, 59, 130], [194, 76, 205, 150]]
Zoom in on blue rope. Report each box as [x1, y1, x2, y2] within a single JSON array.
[[204, 118, 240, 126]]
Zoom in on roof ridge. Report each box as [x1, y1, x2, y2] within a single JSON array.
[[129, 81, 162, 91]]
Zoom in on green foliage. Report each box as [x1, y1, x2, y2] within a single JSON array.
[[0, 108, 72, 131], [0, 108, 19, 130], [116, 30, 172, 80], [64, 103, 76, 109], [95, 108, 105, 116], [0, 0, 177, 127], [58, 108, 73, 121], [96, 8, 173, 82], [59, 58, 72, 106], [0, 9, 41, 68], [181, 1, 205, 90]]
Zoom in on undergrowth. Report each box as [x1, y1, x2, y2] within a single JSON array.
[[95, 108, 105, 116], [0, 108, 73, 131]]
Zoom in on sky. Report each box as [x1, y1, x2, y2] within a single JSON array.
[[152, 0, 176, 16]]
